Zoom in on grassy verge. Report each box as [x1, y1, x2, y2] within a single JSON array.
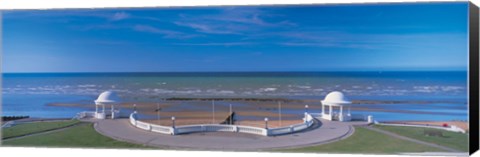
[[279, 127, 442, 154], [373, 125, 468, 152], [2, 120, 80, 139], [3, 123, 151, 149]]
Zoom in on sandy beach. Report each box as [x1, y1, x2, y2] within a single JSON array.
[[46, 96, 468, 129], [49, 98, 463, 117]]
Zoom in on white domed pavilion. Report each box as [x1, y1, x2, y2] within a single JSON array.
[[94, 91, 122, 119], [321, 91, 353, 122]]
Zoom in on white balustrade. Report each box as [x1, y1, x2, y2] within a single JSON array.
[[75, 111, 97, 119], [128, 113, 316, 136], [205, 125, 234, 132], [236, 125, 266, 136], [292, 123, 308, 131], [351, 114, 366, 121], [135, 121, 151, 130], [176, 125, 204, 134], [269, 127, 292, 135], [151, 124, 173, 134], [129, 114, 137, 126]]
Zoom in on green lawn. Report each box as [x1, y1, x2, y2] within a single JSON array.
[[280, 127, 442, 154], [2, 123, 151, 149], [373, 125, 468, 152], [2, 120, 80, 139]]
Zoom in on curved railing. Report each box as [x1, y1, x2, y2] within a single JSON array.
[[268, 113, 315, 135], [75, 111, 96, 119], [129, 112, 315, 136]]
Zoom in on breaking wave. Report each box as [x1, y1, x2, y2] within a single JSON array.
[[3, 84, 467, 97]]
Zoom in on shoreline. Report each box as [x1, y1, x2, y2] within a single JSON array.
[[17, 96, 467, 123], [47, 100, 466, 116], [46, 97, 467, 108]]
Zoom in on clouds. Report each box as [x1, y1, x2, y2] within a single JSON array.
[[275, 31, 467, 51], [173, 8, 296, 35], [8, 7, 405, 49], [3, 10, 132, 22], [5, 6, 468, 51], [50, 11, 199, 39], [3, 4, 469, 72], [172, 42, 255, 46], [173, 21, 243, 35], [133, 24, 199, 39], [125, 6, 466, 51], [110, 12, 130, 21]]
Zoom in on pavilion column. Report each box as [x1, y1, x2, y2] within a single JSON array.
[[340, 106, 343, 115], [329, 105, 332, 118], [111, 105, 115, 119], [348, 106, 351, 115], [95, 105, 98, 113], [322, 103, 325, 115], [102, 104, 105, 113]]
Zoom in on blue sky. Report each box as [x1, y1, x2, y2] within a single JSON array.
[[2, 2, 469, 72]]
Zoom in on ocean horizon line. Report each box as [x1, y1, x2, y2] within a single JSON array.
[[3, 71, 467, 78], [2, 70, 468, 74]]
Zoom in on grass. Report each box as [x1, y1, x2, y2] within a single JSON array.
[[2, 120, 80, 139], [280, 126, 442, 154], [373, 125, 468, 152], [2, 123, 152, 149], [3, 120, 464, 153]]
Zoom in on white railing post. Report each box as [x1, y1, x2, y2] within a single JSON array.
[[171, 127, 176, 135]]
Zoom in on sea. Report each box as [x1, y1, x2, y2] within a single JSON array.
[[1, 71, 468, 121]]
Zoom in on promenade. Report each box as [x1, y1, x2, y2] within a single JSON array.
[[93, 117, 355, 151]]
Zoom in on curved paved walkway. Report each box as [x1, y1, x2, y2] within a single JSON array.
[[93, 118, 354, 151]]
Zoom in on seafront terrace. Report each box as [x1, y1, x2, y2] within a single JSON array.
[[91, 116, 357, 150]]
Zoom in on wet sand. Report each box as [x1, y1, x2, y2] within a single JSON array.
[[48, 97, 467, 127], [49, 100, 461, 117], [47, 102, 173, 110]]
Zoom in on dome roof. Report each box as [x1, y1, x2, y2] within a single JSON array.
[[321, 91, 351, 105], [95, 91, 121, 104]]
